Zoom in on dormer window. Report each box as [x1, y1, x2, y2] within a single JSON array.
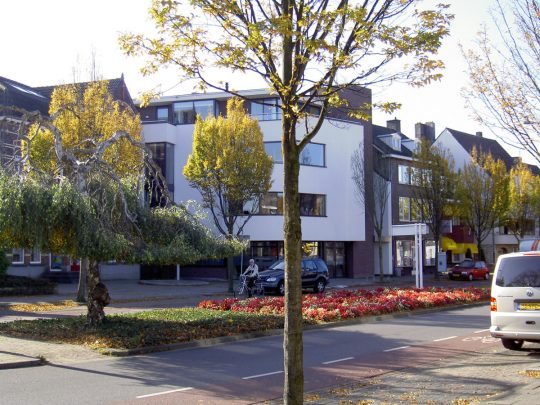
[[392, 134, 401, 151]]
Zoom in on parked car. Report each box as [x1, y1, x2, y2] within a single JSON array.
[[490, 251, 540, 350], [256, 257, 330, 295], [448, 259, 490, 281]]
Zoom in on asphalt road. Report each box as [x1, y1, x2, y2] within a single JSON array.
[[0, 304, 503, 404]]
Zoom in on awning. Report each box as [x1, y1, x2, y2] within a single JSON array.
[[453, 243, 479, 255], [441, 236, 457, 251]]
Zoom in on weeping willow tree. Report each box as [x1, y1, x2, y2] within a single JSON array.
[[0, 102, 242, 327]]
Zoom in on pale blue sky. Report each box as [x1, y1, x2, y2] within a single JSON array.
[[3, 0, 519, 160]]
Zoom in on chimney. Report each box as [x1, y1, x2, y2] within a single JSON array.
[[415, 122, 436, 144], [225, 82, 229, 92], [387, 118, 401, 132], [476, 131, 483, 137]]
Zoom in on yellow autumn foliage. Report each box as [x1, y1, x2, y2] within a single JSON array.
[[23, 81, 143, 177]]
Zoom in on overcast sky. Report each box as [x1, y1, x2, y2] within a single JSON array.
[[3, 0, 522, 160]]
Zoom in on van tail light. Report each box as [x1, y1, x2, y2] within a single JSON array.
[[490, 297, 497, 311]]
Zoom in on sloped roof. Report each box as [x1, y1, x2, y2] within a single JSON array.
[[372, 124, 413, 158], [35, 76, 135, 109], [0, 76, 50, 115], [445, 128, 515, 170]]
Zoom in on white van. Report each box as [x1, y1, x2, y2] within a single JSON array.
[[490, 251, 540, 350]]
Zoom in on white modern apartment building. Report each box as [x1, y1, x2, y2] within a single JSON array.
[[139, 88, 375, 279]]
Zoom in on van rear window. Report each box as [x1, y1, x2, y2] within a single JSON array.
[[496, 256, 540, 287]]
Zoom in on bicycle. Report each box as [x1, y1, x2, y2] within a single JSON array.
[[236, 275, 263, 298]]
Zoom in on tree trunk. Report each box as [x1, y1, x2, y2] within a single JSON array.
[[76, 257, 88, 303], [86, 260, 110, 327], [282, 122, 303, 405]]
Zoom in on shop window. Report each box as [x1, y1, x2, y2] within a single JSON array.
[[395, 240, 414, 267]]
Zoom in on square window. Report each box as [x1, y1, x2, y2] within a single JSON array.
[[157, 107, 169, 121]]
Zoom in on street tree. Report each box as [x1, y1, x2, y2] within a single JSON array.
[[463, 0, 540, 164], [351, 142, 391, 283], [183, 98, 273, 292], [505, 160, 540, 241], [411, 138, 456, 278], [121, 1, 452, 402], [24, 81, 143, 302], [456, 149, 509, 260]]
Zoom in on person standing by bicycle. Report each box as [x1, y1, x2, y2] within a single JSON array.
[[241, 258, 259, 297]]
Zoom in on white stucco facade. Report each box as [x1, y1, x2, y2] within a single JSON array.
[[142, 112, 366, 244]]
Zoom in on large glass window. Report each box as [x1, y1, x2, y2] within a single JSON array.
[[300, 194, 326, 216], [173, 100, 215, 124], [146, 142, 175, 206], [264, 142, 282, 163], [251, 98, 281, 120], [260, 192, 284, 215], [173, 102, 194, 124], [264, 142, 325, 167], [194, 100, 215, 120], [255, 192, 325, 216], [300, 143, 325, 167]]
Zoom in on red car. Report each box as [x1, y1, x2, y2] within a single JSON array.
[[448, 259, 490, 281]]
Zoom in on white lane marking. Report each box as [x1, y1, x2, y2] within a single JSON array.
[[242, 370, 284, 380], [383, 346, 410, 352], [474, 329, 489, 334], [433, 336, 457, 342], [322, 357, 354, 365], [136, 387, 193, 399]]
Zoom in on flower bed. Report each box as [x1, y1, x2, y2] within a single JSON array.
[[198, 287, 490, 323]]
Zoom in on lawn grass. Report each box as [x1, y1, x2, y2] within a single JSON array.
[[0, 308, 289, 350]]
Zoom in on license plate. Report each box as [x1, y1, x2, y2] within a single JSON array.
[[519, 302, 540, 310]]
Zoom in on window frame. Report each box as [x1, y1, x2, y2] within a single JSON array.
[[254, 192, 326, 217], [11, 248, 24, 265], [250, 98, 281, 121], [264, 141, 326, 167], [156, 107, 169, 121], [30, 247, 41, 264], [173, 100, 216, 125]]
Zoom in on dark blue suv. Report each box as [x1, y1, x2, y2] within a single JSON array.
[[256, 257, 330, 295]]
